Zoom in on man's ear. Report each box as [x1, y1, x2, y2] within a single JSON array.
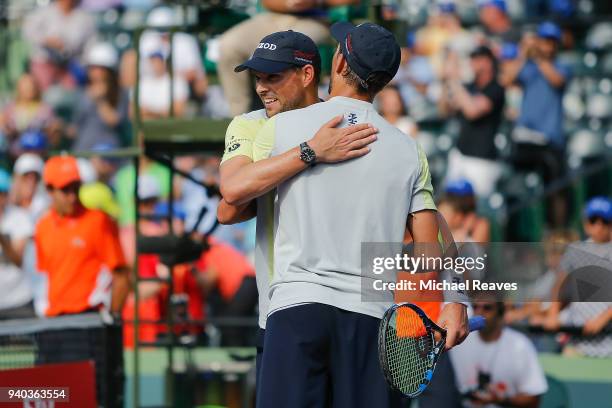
[[335, 51, 348, 76], [302, 65, 316, 88]]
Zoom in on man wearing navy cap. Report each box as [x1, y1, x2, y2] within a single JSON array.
[[544, 196, 612, 357], [217, 29, 378, 392], [248, 22, 469, 407], [504, 21, 571, 225], [217, 0, 359, 116]]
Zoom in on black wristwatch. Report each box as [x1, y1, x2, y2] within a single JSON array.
[[299, 142, 316, 166]]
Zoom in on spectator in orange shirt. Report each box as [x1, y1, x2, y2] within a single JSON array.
[[195, 236, 257, 346], [34, 155, 130, 317], [33, 154, 130, 406]]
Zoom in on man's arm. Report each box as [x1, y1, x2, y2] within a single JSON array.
[[218, 156, 257, 225], [217, 200, 256, 225], [535, 59, 567, 88], [583, 306, 612, 335], [438, 83, 454, 117], [408, 210, 469, 349], [221, 115, 377, 206], [110, 266, 130, 314], [447, 81, 494, 120], [500, 57, 526, 87], [470, 392, 540, 408], [0, 235, 27, 267]]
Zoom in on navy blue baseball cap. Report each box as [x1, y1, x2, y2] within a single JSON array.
[[584, 196, 612, 221], [331, 22, 401, 84], [537, 21, 562, 42], [235, 30, 321, 74]]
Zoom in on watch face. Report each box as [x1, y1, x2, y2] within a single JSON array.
[[301, 149, 315, 163], [300, 143, 316, 164]]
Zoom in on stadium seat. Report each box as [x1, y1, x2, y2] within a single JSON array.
[[601, 51, 612, 74], [558, 51, 583, 74], [567, 129, 606, 162], [586, 92, 612, 119], [585, 22, 612, 51], [563, 87, 586, 122], [497, 170, 545, 241]]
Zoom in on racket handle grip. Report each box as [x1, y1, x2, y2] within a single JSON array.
[[468, 316, 486, 332]]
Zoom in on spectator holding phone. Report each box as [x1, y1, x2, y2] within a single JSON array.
[[450, 294, 548, 408], [503, 21, 571, 225]]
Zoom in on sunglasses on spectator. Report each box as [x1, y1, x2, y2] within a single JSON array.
[[48, 183, 80, 194], [588, 216, 611, 226]]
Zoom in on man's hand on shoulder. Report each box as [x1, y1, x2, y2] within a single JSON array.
[[438, 302, 469, 350], [308, 115, 378, 163]]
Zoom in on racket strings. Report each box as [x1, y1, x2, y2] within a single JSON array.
[[384, 308, 434, 395]]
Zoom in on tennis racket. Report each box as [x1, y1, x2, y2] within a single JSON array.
[[378, 303, 486, 397]]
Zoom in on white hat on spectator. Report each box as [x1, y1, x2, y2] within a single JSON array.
[[14, 153, 44, 176], [86, 43, 119, 69], [77, 158, 97, 185], [147, 7, 177, 29], [138, 174, 161, 200]]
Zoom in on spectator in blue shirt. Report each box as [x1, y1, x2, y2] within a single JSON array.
[[511, 22, 571, 149], [504, 21, 572, 225]]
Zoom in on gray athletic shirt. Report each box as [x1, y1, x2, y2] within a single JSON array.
[[252, 96, 437, 319]]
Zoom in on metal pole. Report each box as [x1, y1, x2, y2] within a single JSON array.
[[168, 29, 175, 118], [166, 151, 176, 407], [132, 27, 143, 408]]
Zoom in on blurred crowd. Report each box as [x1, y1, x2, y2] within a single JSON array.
[[0, 0, 608, 224], [0, 0, 608, 378], [0, 2, 607, 407]]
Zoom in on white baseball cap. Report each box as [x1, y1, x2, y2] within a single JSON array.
[[86, 43, 119, 69], [138, 174, 162, 200], [14, 153, 44, 176]]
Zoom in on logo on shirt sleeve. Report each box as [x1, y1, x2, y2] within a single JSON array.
[[227, 142, 241, 153]]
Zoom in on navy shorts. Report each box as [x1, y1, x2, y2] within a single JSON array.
[[257, 303, 405, 408]]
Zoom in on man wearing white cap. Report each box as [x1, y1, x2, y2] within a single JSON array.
[[120, 6, 207, 100], [12, 153, 49, 222], [71, 42, 129, 151]]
